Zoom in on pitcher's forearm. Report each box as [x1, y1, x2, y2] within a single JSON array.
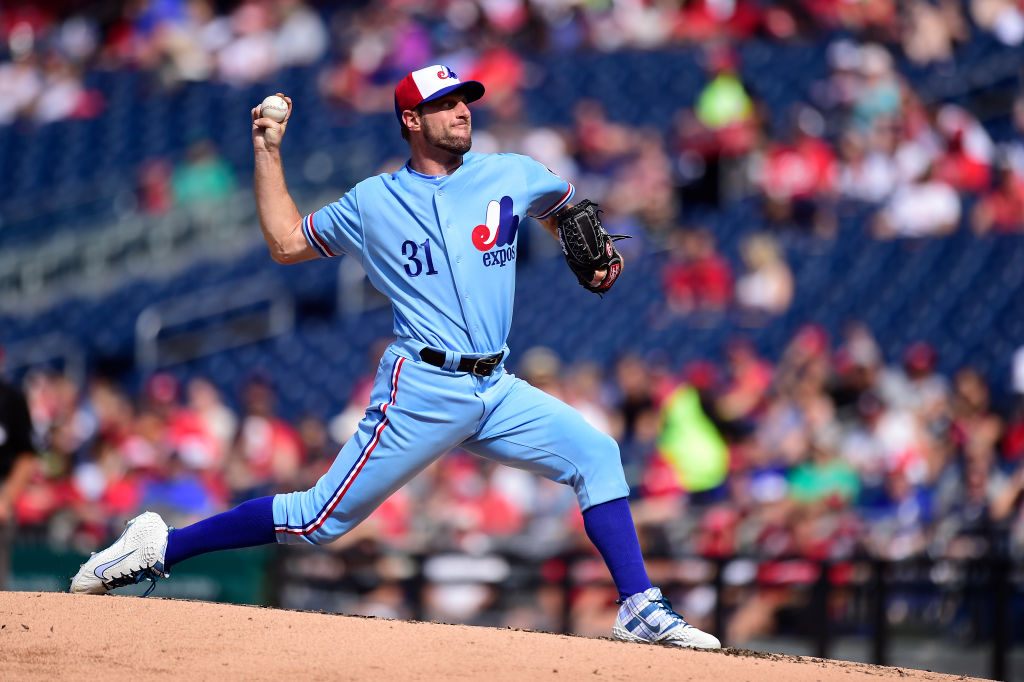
[[254, 148, 311, 264]]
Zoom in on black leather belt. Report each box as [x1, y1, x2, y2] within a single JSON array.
[[419, 348, 504, 376]]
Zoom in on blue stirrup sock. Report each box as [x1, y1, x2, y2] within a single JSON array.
[[582, 497, 653, 600], [164, 496, 276, 569]]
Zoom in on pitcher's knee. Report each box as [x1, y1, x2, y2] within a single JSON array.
[[573, 432, 629, 509], [596, 431, 621, 460], [273, 487, 355, 546]]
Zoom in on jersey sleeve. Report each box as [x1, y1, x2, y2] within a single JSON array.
[[517, 155, 575, 219], [301, 187, 364, 258]]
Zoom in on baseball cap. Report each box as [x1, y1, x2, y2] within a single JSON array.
[[394, 65, 485, 121]]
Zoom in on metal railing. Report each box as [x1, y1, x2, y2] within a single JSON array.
[[272, 548, 1022, 680], [135, 274, 295, 370], [0, 188, 339, 313]]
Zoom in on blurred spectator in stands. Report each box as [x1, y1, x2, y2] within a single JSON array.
[[715, 337, 773, 432], [0, 345, 39, 588], [319, 5, 431, 113], [613, 354, 657, 445], [971, 0, 1024, 45], [673, 0, 761, 43], [900, 0, 967, 66], [694, 45, 757, 151], [0, 4, 56, 45], [161, 375, 235, 476], [661, 228, 733, 316], [756, 329, 835, 470], [843, 387, 932, 491], [476, 91, 577, 180], [734, 233, 794, 318], [657, 361, 730, 494], [295, 413, 337, 489], [935, 430, 1013, 557], [273, 0, 328, 69], [947, 367, 1002, 465], [972, 161, 1024, 234], [830, 320, 884, 412], [216, 0, 277, 85], [32, 51, 101, 123], [999, 95, 1024, 178], [171, 139, 237, 207], [837, 129, 899, 203], [775, 324, 830, 401], [1003, 347, 1024, 464], [834, 0, 900, 40], [619, 401, 662, 495], [466, 41, 525, 109], [516, 346, 563, 401], [137, 158, 174, 215], [0, 48, 42, 124], [426, 455, 525, 550], [604, 129, 678, 234], [140, 1, 227, 83], [673, 45, 760, 207], [564, 362, 619, 439], [752, 105, 837, 236], [139, 450, 222, 527], [811, 40, 866, 134], [872, 169, 960, 239], [787, 425, 860, 508], [186, 377, 236, 458], [471, 91, 529, 156], [862, 459, 932, 559], [850, 44, 900, 134], [227, 374, 304, 502], [878, 342, 950, 426], [993, 464, 1024, 555], [932, 104, 993, 193], [570, 98, 634, 178], [26, 370, 94, 468]]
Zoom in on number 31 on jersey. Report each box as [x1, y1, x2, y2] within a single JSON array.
[[402, 239, 439, 277]]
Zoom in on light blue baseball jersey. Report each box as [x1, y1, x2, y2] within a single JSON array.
[[301, 152, 574, 355], [273, 150, 629, 546]]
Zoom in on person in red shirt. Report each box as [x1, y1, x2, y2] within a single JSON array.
[[661, 227, 733, 315], [972, 163, 1024, 234], [757, 106, 837, 236]]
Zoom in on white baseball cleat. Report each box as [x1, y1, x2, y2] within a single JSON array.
[[613, 587, 722, 649], [70, 511, 170, 595]]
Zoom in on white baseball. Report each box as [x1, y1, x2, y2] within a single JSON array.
[[260, 95, 288, 123]]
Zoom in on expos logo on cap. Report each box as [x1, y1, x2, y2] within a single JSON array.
[[394, 65, 485, 121]]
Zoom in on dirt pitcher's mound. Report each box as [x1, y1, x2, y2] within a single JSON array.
[[0, 592, 987, 681]]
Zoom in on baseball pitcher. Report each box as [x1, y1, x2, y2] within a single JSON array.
[[71, 65, 720, 649]]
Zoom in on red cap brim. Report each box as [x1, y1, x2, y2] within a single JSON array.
[[394, 80, 485, 121]]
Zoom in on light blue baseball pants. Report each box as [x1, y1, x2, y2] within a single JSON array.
[[272, 344, 629, 545]]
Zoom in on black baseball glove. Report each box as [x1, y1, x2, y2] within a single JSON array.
[[557, 200, 630, 295]]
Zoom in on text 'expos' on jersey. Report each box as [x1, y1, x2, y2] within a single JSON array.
[[472, 196, 518, 268]]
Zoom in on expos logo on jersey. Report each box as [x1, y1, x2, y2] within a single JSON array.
[[472, 196, 518, 267]]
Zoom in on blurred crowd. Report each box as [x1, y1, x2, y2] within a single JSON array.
[[6, 319, 1024, 640], [2, 2, 1024, 262], [4, 0, 1023, 104], [3, 0, 1024, 642]]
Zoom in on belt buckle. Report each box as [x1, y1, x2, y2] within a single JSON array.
[[471, 354, 500, 376]]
